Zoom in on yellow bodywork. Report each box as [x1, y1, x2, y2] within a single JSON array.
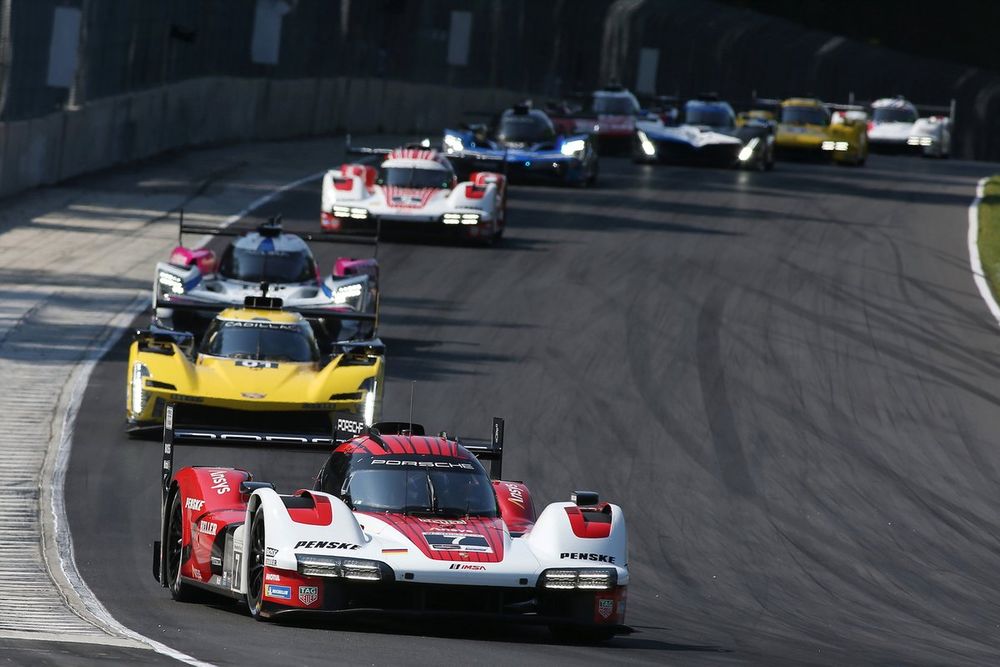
[[126, 307, 384, 428], [775, 98, 868, 165]]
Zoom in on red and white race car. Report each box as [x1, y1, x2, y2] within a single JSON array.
[[154, 406, 630, 641], [321, 142, 506, 243]]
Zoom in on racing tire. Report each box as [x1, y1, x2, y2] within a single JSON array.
[[246, 508, 269, 622], [166, 492, 197, 602], [548, 624, 616, 644]]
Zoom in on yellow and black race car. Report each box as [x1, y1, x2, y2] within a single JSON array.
[[772, 97, 868, 166], [126, 295, 383, 434]]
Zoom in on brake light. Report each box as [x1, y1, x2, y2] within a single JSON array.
[[867, 121, 874, 132], [465, 184, 487, 199], [332, 177, 353, 191]]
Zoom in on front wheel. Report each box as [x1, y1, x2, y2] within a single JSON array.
[[166, 492, 196, 601], [246, 508, 269, 621]]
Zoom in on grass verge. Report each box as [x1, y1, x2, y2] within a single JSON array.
[[978, 176, 1000, 297]]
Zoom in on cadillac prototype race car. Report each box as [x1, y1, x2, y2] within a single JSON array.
[[768, 97, 868, 166], [867, 96, 953, 157], [547, 85, 663, 155], [126, 296, 384, 432], [443, 102, 598, 186], [154, 406, 630, 641], [634, 96, 775, 169], [321, 142, 506, 243], [154, 215, 379, 340]]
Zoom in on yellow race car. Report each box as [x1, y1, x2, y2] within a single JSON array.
[[773, 98, 868, 166], [126, 295, 384, 434]]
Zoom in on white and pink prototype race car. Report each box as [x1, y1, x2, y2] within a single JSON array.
[[154, 406, 630, 641], [320, 141, 507, 243]]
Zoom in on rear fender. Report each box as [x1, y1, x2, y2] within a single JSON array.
[[332, 257, 378, 281], [449, 180, 497, 212], [172, 467, 252, 581], [168, 247, 217, 274], [493, 480, 535, 535], [526, 501, 628, 580]]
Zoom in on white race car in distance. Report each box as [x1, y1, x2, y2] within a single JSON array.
[[868, 96, 952, 157], [321, 142, 506, 244]]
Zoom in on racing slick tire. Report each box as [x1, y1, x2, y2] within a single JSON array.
[[548, 624, 616, 644], [166, 492, 197, 602], [246, 508, 269, 621]]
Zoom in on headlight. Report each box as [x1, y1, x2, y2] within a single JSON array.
[[157, 271, 184, 296], [333, 282, 363, 306], [560, 139, 586, 156], [540, 568, 617, 590], [296, 554, 384, 580], [637, 131, 656, 157], [738, 137, 759, 162], [363, 380, 376, 426], [130, 362, 150, 415], [332, 206, 369, 220], [444, 134, 464, 153]]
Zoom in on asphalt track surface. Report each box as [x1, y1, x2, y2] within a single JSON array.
[[66, 151, 1000, 666]]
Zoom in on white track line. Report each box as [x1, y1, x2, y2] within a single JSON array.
[[46, 170, 324, 666], [967, 176, 1000, 327]]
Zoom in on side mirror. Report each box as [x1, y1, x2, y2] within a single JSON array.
[[571, 491, 599, 506]]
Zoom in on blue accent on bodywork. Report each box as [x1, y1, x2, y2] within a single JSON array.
[[257, 237, 275, 252]]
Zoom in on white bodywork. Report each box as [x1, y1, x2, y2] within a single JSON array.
[[321, 156, 503, 231], [229, 489, 628, 594], [868, 97, 951, 157]]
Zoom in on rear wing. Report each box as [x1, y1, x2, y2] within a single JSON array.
[[177, 211, 379, 249], [369, 416, 506, 480]]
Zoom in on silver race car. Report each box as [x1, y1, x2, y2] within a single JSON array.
[[154, 214, 379, 340]]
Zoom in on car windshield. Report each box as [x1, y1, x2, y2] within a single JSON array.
[[378, 167, 452, 189], [199, 320, 318, 362], [592, 96, 636, 115], [343, 466, 497, 517], [219, 245, 315, 283], [685, 104, 735, 128], [497, 115, 554, 143], [873, 107, 917, 124], [781, 106, 830, 126]]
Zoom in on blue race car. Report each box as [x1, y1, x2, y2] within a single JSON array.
[[443, 103, 598, 186]]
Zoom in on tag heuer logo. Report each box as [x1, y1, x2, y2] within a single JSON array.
[[298, 586, 319, 606], [597, 598, 614, 619]]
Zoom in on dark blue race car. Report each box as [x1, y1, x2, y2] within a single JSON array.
[[443, 103, 599, 187]]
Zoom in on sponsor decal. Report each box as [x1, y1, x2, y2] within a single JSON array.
[[168, 393, 204, 403], [222, 321, 299, 331], [165, 407, 173, 429], [504, 483, 525, 509], [191, 568, 202, 581], [265, 584, 292, 600], [424, 533, 492, 554], [179, 432, 331, 444], [233, 552, 243, 590], [265, 573, 281, 582], [448, 563, 486, 571], [265, 557, 277, 566], [185, 498, 205, 511], [294, 540, 360, 550], [381, 548, 408, 555], [560, 552, 616, 564], [298, 586, 319, 606], [210, 556, 222, 567], [235, 360, 279, 370], [199, 520, 218, 536], [265, 547, 278, 557], [597, 598, 614, 620], [209, 470, 230, 495], [418, 518, 467, 525], [371, 459, 474, 470], [336, 417, 365, 435], [241, 392, 267, 399]]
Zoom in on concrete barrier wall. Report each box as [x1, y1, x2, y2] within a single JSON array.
[[0, 76, 526, 199]]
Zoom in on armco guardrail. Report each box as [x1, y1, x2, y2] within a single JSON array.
[[0, 76, 524, 199]]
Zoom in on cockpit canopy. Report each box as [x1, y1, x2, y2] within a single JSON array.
[[315, 450, 499, 518], [199, 318, 319, 363], [219, 237, 317, 284]]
